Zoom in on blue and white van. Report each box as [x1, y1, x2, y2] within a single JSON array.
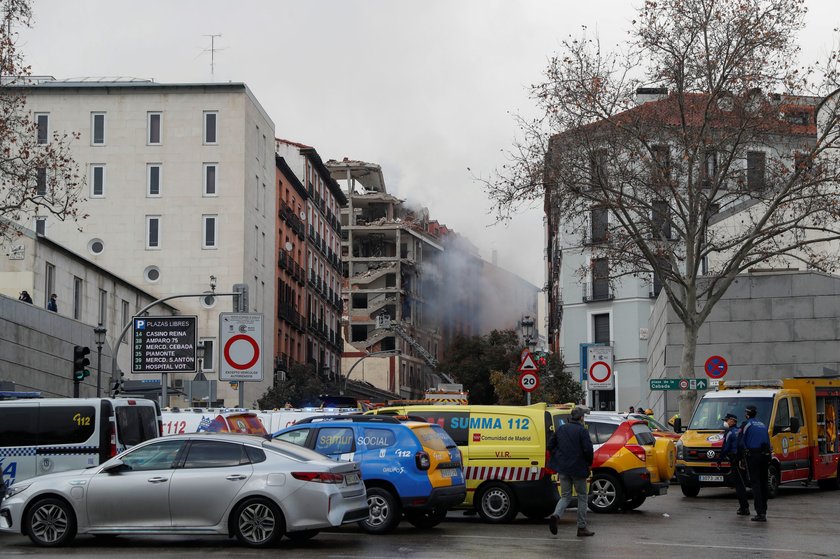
[[0, 397, 161, 491]]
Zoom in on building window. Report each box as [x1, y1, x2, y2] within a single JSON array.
[[203, 111, 218, 144], [593, 313, 610, 344], [91, 165, 105, 197], [203, 163, 217, 195], [88, 238, 105, 255], [121, 300, 129, 342], [203, 215, 217, 249], [591, 258, 611, 301], [146, 215, 160, 249], [147, 112, 162, 144], [36, 167, 47, 196], [44, 262, 55, 307], [91, 112, 106, 145], [147, 164, 161, 196], [98, 289, 107, 326], [590, 206, 608, 243], [651, 145, 671, 187], [73, 276, 83, 320], [702, 149, 718, 188], [651, 200, 671, 240], [747, 151, 766, 190], [36, 113, 49, 144], [35, 217, 46, 236], [144, 265, 161, 282]]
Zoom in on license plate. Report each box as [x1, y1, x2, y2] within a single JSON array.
[[344, 472, 360, 485], [698, 475, 724, 482], [440, 468, 459, 479]]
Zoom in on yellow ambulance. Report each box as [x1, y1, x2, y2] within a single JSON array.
[[675, 377, 840, 497], [367, 403, 560, 522]]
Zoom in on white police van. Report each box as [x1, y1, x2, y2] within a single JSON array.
[[0, 397, 161, 491]]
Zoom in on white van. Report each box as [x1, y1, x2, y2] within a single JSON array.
[[0, 397, 161, 490]]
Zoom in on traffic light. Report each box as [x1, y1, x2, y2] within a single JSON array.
[[73, 345, 91, 381]]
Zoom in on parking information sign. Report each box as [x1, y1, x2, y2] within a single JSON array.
[[219, 313, 264, 381], [132, 316, 197, 374]]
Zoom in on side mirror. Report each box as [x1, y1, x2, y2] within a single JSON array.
[[673, 417, 682, 433], [790, 417, 800, 433], [101, 460, 129, 474]]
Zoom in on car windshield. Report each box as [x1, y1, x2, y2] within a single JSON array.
[[689, 397, 773, 430]]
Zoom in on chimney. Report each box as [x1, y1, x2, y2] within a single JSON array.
[[635, 87, 669, 105], [491, 249, 498, 266]]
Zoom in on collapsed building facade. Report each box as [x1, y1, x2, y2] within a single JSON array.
[[327, 159, 469, 398]]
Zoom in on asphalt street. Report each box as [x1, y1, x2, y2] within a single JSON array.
[[1, 485, 836, 559]]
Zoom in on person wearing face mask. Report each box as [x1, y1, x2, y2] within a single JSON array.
[[718, 413, 749, 515]]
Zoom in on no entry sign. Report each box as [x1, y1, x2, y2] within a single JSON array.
[[219, 313, 264, 381]]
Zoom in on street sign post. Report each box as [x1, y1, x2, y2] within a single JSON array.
[[132, 316, 197, 374], [219, 313, 264, 382], [518, 350, 539, 373], [650, 378, 708, 390]]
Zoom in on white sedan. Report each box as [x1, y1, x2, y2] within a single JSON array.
[[0, 433, 368, 547]]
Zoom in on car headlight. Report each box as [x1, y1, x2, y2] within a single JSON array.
[[5, 483, 32, 498], [675, 440, 684, 460]]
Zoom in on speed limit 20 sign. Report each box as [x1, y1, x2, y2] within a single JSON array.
[[519, 371, 540, 392]]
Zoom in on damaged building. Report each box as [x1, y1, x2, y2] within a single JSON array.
[[327, 159, 455, 398]]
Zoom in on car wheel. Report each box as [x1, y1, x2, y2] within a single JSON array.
[[588, 473, 624, 513], [680, 483, 701, 497], [24, 497, 77, 547], [286, 529, 320, 541], [359, 487, 401, 534], [623, 495, 646, 510], [232, 498, 285, 548], [766, 464, 780, 499], [405, 507, 448, 529], [476, 482, 518, 523]]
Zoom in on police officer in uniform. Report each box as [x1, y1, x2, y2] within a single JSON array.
[[719, 413, 749, 515], [738, 405, 771, 522]]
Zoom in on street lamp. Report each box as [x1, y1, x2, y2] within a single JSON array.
[[94, 323, 107, 397], [341, 350, 400, 395]]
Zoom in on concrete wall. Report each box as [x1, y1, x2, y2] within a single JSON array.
[[647, 270, 840, 420]]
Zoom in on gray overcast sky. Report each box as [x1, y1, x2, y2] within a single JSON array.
[[19, 0, 840, 286]]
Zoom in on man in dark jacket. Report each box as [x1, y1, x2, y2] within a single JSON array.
[[547, 406, 595, 537], [719, 413, 749, 515], [738, 404, 772, 522]]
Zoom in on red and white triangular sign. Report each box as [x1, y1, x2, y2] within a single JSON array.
[[518, 350, 539, 372]]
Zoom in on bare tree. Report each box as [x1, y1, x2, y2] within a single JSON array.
[[0, 0, 84, 246], [485, 0, 840, 420]]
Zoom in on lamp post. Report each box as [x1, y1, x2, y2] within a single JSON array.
[[94, 323, 107, 397], [341, 350, 400, 395]]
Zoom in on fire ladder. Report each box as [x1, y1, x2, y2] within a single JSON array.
[[375, 314, 454, 383]]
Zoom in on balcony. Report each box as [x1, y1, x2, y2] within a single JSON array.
[[582, 281, 614, 303]]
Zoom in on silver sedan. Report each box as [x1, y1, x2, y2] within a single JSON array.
[[0, 433, 368, 547]]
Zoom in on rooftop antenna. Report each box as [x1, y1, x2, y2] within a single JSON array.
[[201, 34, 225, 77]]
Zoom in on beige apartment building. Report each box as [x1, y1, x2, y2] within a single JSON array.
[[15, 78, 276, 406]]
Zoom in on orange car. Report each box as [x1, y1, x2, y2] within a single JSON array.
[[584, 413, 673, 513]]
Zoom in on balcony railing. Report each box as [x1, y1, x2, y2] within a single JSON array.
[[582, 281, 614, 302]]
